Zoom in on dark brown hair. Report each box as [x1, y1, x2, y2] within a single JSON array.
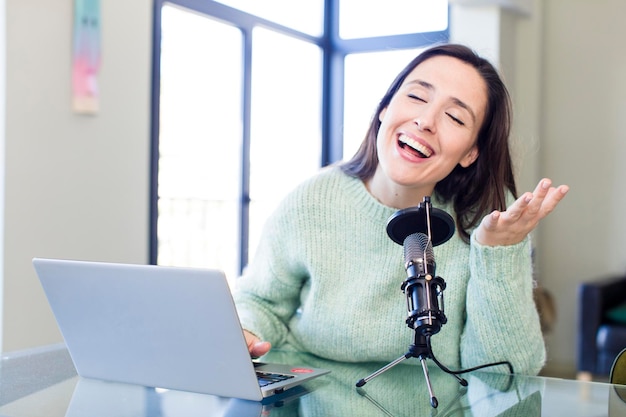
[[340, 43, 517, 243]]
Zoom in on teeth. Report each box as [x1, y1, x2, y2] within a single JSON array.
[[399, 135, 432, 158]]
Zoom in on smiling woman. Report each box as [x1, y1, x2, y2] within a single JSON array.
[[234, 44, 569, 380], [370, 56, 485, 208], [342, 44, 521, 242]]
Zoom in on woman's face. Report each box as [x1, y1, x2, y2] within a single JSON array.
[[371, 55, 487, 206]]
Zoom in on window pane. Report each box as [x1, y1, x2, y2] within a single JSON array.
[[214, 0, 324, 36], [158, 5, 243, 280], [343, 49, 426, 159], [249, 27, 322, 259], [340, 0, 448, 39]]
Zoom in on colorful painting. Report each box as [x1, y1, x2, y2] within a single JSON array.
[[72, 0, 101, 114]]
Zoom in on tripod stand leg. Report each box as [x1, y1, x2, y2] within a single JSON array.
[[356, 353, 410, 387], [419, 357, 438, 408]]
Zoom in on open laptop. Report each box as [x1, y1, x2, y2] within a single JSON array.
[[32, 258, 329, 402]]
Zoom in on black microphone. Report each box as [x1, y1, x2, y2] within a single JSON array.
[[402, 232, 447, 336]]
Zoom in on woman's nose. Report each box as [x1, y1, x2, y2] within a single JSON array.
[[414, 108, 436, 132], [415, 115, 435, 132]]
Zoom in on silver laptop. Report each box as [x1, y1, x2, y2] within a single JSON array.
[[32, 258, 329, 402]]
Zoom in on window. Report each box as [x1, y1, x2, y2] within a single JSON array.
[[213, 0, 324, 36], [339, 0, 448, 39], [248, 27, 322, 258], [156, 5, 243, 278], [150, 1, 449, 278]]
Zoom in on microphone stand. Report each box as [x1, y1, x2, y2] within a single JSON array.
[[355, 197, 467, 409], [356, 305, 467, 409]]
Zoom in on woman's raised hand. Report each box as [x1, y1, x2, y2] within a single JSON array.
[[474, 178, 569, 247]]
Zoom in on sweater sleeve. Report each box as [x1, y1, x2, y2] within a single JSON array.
[[461, 233, 546, 375], [232, 201, 305, 347]]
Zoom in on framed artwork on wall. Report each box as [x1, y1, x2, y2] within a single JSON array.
[[72, 0, 101, 115]]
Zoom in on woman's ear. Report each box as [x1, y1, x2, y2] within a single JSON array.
[[378, 107, 387, 122], [460, 146, 479, 168]]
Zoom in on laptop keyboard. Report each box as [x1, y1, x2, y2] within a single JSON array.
[[256, 371, 295, 387]]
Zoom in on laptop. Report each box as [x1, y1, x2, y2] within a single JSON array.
[[32, 258, 329, 402]]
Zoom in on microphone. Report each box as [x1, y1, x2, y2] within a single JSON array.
[[402, 232, 447, 336], [404, 232, 435, 277], [356, 197, 473, 406]]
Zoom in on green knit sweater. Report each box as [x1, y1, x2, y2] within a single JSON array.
[[233, 167, 546, 375]]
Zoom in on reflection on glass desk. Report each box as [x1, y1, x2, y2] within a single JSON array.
[[0, 344, 624, 417]]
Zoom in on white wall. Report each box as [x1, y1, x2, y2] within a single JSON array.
[[1, 0, 152, 351], [538, 0, 626, 375], [1, 0, 624, 377]]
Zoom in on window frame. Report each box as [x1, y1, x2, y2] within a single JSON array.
[[149, 0, 449, 271]]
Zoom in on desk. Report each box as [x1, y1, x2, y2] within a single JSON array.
[[0, 344, 624, 417]]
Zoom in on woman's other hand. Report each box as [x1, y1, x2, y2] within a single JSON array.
[[244, 329, 272, 358], [475, 178, 569, 247]]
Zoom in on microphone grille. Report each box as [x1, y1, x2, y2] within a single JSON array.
[[403, 232, 434, 265]]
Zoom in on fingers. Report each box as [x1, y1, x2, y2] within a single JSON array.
[[474, 178, 569, 247], [250, 341, 272, 358], [540, 182, 569, 216], [526, 178, 569, 219], [502, 192, 533, 222], [480, 210, 501, 231], [505, 179, 569, 223], [244, 329, 271, 358]]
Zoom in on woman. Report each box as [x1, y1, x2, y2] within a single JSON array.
[[233, 44, 568, 375]]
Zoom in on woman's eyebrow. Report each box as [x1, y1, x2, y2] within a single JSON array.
[[407, 79, 434, 90], [406, 79, 478, 124]]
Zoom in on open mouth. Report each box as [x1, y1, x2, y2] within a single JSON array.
[[398, 134, 433, 158]]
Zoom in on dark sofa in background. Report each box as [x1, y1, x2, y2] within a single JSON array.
[[577, 275, 626, 379]]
